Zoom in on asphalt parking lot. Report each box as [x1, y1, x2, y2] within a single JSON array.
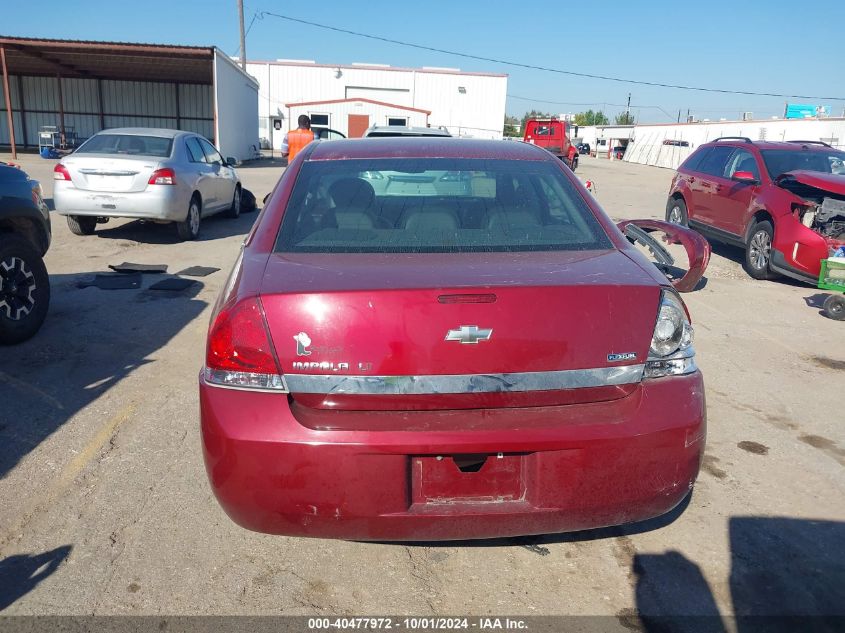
[[1, 152, 843, 623]]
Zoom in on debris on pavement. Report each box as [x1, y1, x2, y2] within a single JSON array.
[[148, 278, 198, 291], [176, 266, 220, 277], [108, 262, 168, 274], [76, 273, 143, 290]]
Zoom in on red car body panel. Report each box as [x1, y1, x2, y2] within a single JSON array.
[[201, 138, 705, 540], [617, 219, 712, 293], [668, 141, 845, 283], [201, 373, 705, 541], [780, 170, 845, 196]]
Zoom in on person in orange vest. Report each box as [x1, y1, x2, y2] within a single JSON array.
[[282, 115, 315, 163]]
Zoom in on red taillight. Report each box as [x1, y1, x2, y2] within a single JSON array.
[[53, 164, 70, 181], [205, 297, 286, 391], [148, 168, 176, 185]]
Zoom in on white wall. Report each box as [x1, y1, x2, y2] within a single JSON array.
[[246, 61, 508, 145], [624, 118, 845, 170], [214, 50, 259, 162], [287, 100, 428, 138]]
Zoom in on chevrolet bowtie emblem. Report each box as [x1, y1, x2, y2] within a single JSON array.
[[445, 325, 493, 344]]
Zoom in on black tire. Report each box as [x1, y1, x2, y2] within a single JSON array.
[[823, 294, 845, 321], [744, 220, 779, 280], [67, 215, 96, 236], [240, 189, 257, 213], [0, 234, 50, 345], [666, 198, 688, 226], [224, 185, 241, 219], [571, 154, 578, 171], [176, 196, 202, 241]]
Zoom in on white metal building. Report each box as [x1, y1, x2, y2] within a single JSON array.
[[285, 97, 431, 138], [623, 118, 845, 170], [245, 60, 508, 149], [0, 37, 259, 161]]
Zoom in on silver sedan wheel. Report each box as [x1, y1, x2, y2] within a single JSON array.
[[189, 200, 201, 235], [749, 230, 771, 270]]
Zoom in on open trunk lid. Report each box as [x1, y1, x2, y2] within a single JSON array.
[[260, 250, 660, 411]]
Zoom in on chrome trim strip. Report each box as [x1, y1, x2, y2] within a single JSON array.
[[284, 364, 645, 395]]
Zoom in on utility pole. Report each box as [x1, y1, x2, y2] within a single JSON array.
[[237, 0, 246, 70], [626, 92, 631, 116]]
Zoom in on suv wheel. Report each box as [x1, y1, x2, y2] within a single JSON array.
[[666, 198, 688, 226], [0, 234, 50, 344], [745, 220, 780, 280], [67, 215, 96, 236]]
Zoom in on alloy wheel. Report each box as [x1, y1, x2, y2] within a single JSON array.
[[189, 202, 200, 235], [749, 230, 771, 270], [0, 256, 37, 320], [668, 206, 683, 224]]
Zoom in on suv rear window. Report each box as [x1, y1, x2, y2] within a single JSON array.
[[275, 158, 611, 254], [76, 134, 173, 158]]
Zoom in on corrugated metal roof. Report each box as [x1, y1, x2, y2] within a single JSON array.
[[0, 35, 215, 83]]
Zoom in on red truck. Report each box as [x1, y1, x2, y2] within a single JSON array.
[[523, 118, 579, 171]]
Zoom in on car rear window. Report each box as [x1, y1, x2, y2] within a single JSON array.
[[761, 149, 845, 178], [275, 158, 612, 254], [76, 134, 173, 158]]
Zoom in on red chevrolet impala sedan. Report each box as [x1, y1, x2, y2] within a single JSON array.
[[200, 138, 706, 541]]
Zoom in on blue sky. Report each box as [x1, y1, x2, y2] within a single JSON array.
[[5, 0, 843, 123]]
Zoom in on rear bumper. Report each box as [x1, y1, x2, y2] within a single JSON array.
[[200, 372, 706, 541], [53, 182, 188, 222]]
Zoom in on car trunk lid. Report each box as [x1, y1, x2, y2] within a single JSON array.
[[259, 250, 659, 411], [61, 155, 160, 193]]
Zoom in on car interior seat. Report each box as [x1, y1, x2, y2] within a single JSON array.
[[400, 200, 460, 231], [327, 178, 377, 229]]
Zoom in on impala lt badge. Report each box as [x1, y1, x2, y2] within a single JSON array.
[[293, 332, 312, 356], [445, 325, 493, 344]]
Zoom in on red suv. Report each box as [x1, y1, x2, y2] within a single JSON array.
[[666, 137, 845, 282]]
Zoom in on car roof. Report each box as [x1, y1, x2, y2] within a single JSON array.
[[364, 125, 451, 137], [307, 138, 553, 161], [93, 127, 189, 139], [700, 139, 837, 152]]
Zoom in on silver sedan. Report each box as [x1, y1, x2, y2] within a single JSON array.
[[53, 128, 242, 241]]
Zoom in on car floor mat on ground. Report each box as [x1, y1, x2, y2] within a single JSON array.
[[175, 266, 220, 277], [77, 273, 143, 290], [148, 277, 198, 291], [108, 262, 168, 274]]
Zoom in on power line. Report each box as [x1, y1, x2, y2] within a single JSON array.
[[508, 94, 675, 120], [256, 11, 845, 101]]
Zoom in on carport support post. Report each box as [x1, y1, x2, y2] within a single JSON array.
[[56, 74, 66, 147], [1, 45, 17, 159], [97, 79, 105, 131]]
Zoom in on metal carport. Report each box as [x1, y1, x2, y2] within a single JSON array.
[[0, 36, 258, 161]]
